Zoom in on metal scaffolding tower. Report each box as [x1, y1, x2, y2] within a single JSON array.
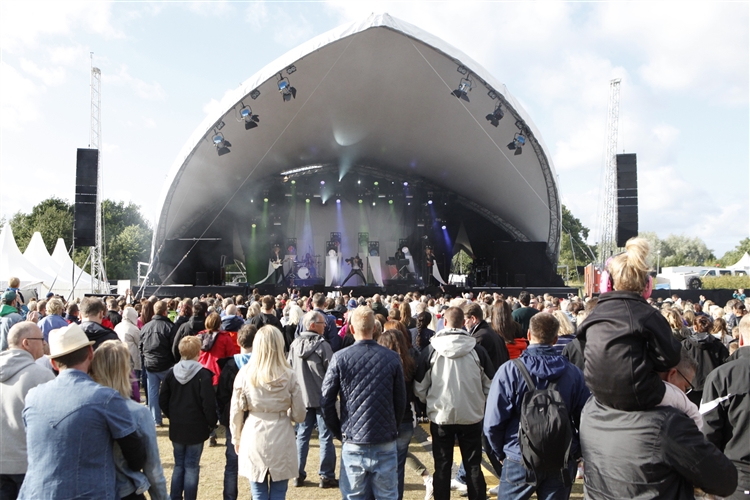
[[597, 78, 622, 267], [90, 56, 109, 292]]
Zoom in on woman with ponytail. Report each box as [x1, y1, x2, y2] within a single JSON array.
[[577, 237, 682, 411]]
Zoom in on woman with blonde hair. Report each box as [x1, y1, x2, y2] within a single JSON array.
[[577, 237, 682, 411], [91, 340, 168, 500], [230, 325, 305, 500], [662, 308, 690, 340], [552, 310, 576, 355]]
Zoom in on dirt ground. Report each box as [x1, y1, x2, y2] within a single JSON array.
[[155, 420, 584, 499]]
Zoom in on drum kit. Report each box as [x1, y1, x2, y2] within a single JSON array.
[[288, 254, 320, 283]]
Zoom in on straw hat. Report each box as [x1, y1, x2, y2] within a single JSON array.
[[48, 323, 95, 358]]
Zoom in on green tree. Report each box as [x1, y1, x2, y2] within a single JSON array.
[[106, 225, 152, 280], [9, 197, 74, 253], [719, 237, 750, 267], [451, 249, 473, 274], [558, 205, 596, 280], [639, 232, 715, 268], [8, 197, 152, 281]]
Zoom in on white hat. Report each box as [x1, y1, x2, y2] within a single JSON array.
[[48, 323, 95, 358]]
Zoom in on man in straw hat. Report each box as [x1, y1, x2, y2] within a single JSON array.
[[18, 324, 146, 500]]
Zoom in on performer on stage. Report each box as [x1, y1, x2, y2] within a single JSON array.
[[270, 244, 285, 285], [341, 254, 367, 286], [394, 247, 405, 261], [424, 246, 437, 285]]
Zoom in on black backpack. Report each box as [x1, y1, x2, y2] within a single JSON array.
[[513, 359, 573, 485]]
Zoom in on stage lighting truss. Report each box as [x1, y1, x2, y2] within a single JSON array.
[[236, 102, 260, 130], [507, 132, 526, 156], [486, 103, 504, 127], [277, 73, 297, 101], [452, 76, 472, 102]]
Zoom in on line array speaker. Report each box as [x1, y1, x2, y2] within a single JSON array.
[[74, 148, 99, 247], [616, 153, 638, 247]]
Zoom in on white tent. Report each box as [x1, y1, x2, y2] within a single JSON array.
[[729, 252, 750, 270], [0, 224, 55, 291], [23, 232, 72, 288], [50, 238, 95, 291]]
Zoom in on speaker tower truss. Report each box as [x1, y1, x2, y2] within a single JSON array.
[[597, 78, 622, 267], [90, 58, 109, 292]]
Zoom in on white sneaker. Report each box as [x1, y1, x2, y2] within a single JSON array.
[[488, 485, 499, 496], [424, 475, 434, 500], [450, 479, 468, 493]]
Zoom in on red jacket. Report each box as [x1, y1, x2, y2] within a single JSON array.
[[198, 330, 240, 385]]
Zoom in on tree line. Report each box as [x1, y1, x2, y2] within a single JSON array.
[[4, 197, 152, 281]]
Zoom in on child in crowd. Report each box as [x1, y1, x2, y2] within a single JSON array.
[[577, 238, 699, 423]]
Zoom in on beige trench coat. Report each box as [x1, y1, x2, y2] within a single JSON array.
[[229, 365, 306, 483]]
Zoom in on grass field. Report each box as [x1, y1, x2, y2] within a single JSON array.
[[155, 419, 584, 499]]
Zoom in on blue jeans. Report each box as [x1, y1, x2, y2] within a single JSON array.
[[498, 458, 575, 500], [340, 440, 398, 500], [395, 422, 414, 500], [146, 369, 169, 425], [296, 408, 336, 480], [171, 442, 204, 500], [250, 475, 288, 500], [224, 426, 238, 500]]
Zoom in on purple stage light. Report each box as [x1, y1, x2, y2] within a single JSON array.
[[320, 180, 325, 185], [336, 199, 341, 204], [442, 225, 447, 230], [428, 200, 433, 205], [403, 182, 408, 186]]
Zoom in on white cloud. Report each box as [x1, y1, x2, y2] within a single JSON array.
[[19, 59, 66, 87], [0, 1, 122, 53], [0, 62, 44, 130], [104, 65, 166, 101], [244, 1, 269, 28], [144, 117, 157, 129], [202, 89, 236, 117]]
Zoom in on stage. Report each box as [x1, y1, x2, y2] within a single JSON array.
[[141, 283, 579, 299]]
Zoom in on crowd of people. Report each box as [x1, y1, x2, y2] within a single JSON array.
[[0, 240, 748, 499]]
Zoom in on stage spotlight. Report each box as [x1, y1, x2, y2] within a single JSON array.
[[251, 223, 256, 228], [428, 200, 433, 205], [306, 198, 310, 203], [457, 66, 468, 75], [388, 200, 393, 205], [278, 74, 296, 101], [336, 199, 341, 204], [403, 182, 408, 186], [374, 181, 379, 186], [263, 197, 269, 202], [320, 180, 325, 185], [486, 103, 504, 127], [442, 225, 447, 230], [249, 89, 260, 100], [212, 132, 231, 156], [291, 180, 296, 185], [507, 132, 526, 155], [286, 65, 297, 75], [452, 77, 472, 102], [358, 199, 363, 204], [372, 202, 376, 206], [238, 105, 260, 130]]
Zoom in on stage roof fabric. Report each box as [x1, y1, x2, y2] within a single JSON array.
[[154, 13, 561, 262]]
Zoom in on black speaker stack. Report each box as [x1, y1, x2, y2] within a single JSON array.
[[616, 153, 638, 247], [74, 148, 98, 247]]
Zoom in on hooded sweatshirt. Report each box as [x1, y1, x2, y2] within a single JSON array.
[[173, 359, 203, 385], [483, 344, 590, 462], [0, 349, 55, 474], [682, 332, 729, 405], [287, 332, 333, 408], [115, 308, 142, 371], [414, 328, 496, 425], [159, 360, 216, 445]]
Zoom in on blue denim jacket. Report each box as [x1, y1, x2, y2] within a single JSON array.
[[115, 400, 168, 500], [20, 369, 137, 500]]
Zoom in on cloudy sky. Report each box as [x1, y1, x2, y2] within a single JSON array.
[[1, 1, 747, 257]]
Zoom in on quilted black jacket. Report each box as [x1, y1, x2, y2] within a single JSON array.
[[320, 340, 406, 444]]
